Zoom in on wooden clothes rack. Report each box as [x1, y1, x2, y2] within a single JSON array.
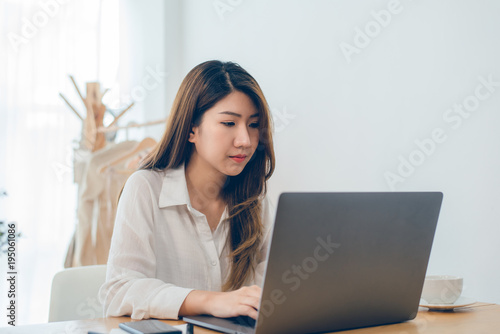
[[59, 75, 139, 152], [97, 118, 166, 133], [98, 137, 157, 174]]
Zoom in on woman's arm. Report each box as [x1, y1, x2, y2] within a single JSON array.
[[99, 172, 193, 320]]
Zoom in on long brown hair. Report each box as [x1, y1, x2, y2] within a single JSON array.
[[140, 60, 275, 290]]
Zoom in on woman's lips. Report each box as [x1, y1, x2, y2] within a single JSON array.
[[230, 155, 247, 163]]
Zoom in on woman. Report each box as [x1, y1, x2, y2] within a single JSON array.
[[99, 60, 275, 321]]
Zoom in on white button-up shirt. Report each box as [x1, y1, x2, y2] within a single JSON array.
[[98, 165, 274, 320]]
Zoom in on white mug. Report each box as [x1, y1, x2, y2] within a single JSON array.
[[421, 275, 463, 304]]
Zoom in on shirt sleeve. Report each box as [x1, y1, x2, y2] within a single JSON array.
[[253, 195, 275, 287], [98, 171, 193, 320]]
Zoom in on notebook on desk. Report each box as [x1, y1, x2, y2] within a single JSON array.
[[183, 192, 443, 334]]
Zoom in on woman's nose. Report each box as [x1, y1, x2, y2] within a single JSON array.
[[234, 125, 252, 148]]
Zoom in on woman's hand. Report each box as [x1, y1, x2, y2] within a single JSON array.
[[179, 285, 262, 319], [206, 285, 261, 319]]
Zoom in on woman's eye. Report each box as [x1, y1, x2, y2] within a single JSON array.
[[249, 122, 260, 128], [221, 122, 235, 127]]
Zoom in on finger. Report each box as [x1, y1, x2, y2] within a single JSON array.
[[241, 296, 260, 310], [238, 305, 259, 320], [248, 308, 258, 320]]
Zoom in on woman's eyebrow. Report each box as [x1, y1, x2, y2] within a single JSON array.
[[219, 111, 259, 118]]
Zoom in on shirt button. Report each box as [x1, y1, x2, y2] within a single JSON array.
[[211, 260, 217, 266]]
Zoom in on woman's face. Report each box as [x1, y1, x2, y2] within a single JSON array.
[[188, 91, 260, 177]]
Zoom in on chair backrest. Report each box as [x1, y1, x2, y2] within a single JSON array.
[[48, 265, 107, 322]]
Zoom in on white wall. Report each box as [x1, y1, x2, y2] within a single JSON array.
[[137, 0, 500, 303], [112, 0, 170, 141]]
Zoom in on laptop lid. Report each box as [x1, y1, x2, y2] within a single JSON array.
[[184, 192, 443, 334]]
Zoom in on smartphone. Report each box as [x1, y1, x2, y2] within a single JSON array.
[[119, 320, 182, 334]]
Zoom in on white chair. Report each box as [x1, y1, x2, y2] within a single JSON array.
[[48, 265, 107, 322]]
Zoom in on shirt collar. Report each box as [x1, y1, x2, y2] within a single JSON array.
[[158, 164, 192, 209]]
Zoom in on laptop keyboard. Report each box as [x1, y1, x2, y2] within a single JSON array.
[[227, 315, 256, 328]]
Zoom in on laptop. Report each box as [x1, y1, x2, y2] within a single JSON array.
[[183, 192, 443, 334]]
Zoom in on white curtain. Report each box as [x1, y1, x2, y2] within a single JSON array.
[[0, 0, 118, 325]]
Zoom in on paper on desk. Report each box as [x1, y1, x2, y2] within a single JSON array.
[[110, 324, 188, 334]]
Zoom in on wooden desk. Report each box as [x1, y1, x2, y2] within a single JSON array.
[[4, 303, 499, 334]]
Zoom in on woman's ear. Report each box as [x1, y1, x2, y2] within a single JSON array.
[[188, 126, 197, 143]]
